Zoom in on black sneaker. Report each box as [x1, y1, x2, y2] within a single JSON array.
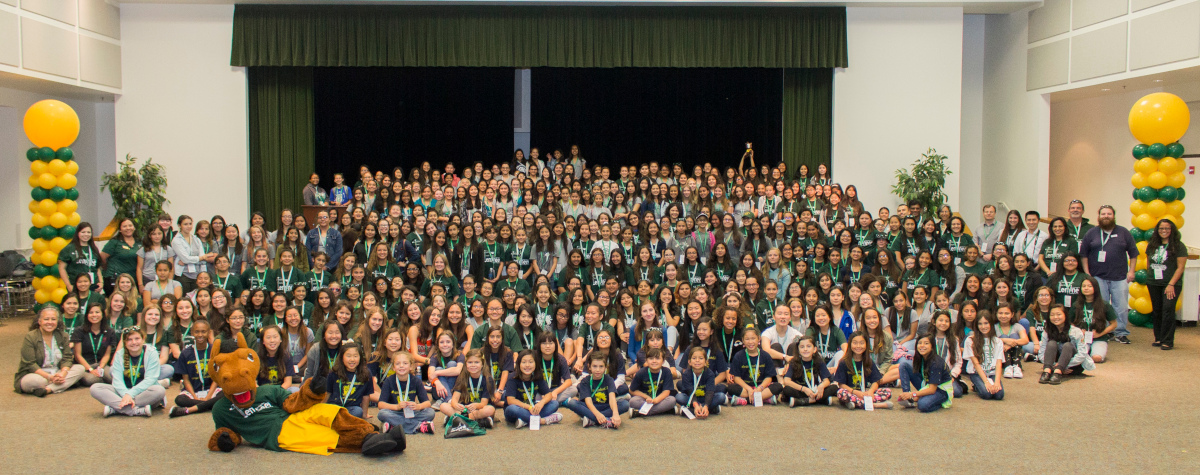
[[30, 388, 48, 398], [1114, 335, 1132, 344], [169, 406, 189, 418], [1048, 373, 1063, 385], [478, 416, 494, 429]]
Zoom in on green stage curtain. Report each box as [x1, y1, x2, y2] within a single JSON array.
[[248, 67, 315, 231], [782, 68, 833, 178], [232, 5, 847, 69]]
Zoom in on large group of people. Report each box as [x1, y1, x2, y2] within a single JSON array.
[[13, 145, 1188, 435]]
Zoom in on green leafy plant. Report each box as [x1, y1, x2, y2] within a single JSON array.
[[892, 148, 952, 220], [101, 154, 169, 234]]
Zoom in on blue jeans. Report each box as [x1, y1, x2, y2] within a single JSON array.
[[967, 372, 1005, 400], [345, 405, 364, 418], [677, 389, 725, 413], [564, 398, 629, 423], [502, 400, 560, 423], [377, 407, 435, 434], [898, 360, 950, 413], [1096, 277, 1130, 337]]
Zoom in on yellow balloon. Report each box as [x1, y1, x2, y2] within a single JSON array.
[[1129, 92, 1191, 145], [49, 237, 67, 253], [1135, 213, 1156, 230], [1137, 240, 1148, 254], [40, 276, 59, 290], [67, 212, 80, 226], [38, 173, 56, 189], [50, 288, 67, 303], [36, 199, 55, 216], [1159, 157, 1183, 175], [1147, 199, 1167, 217], [1132, 172, 1148, 189], [23, 100, 80, 149], [28, 252, 42, 266], [31, 239, 47, 254], [30, 160, 46, 175], [65, 160, 78, 175], [1135, 157, 1159, 175], [34, 290, 48, 304], [1171, 215, 1185, 228], [28, 175, 38, 188], [57, 173, 77, 190], [1131, 200, 1147, 216], [1133, 296, 1153, 314], [57, 199, 77, 214], [1148, 171, 1168, 189], [1177, 298, 1184, 312], [48, 212, 67, 228], [1136, 256, 1148, 271], [27, 200, 39, 214], [1168, 172, 1186, 188], [46, 159, 67, 176], [30, 213, 48, 228], [1168, 200, 1186, 218], [39, 251, 57, 267]]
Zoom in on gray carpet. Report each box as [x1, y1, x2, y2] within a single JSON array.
[[1, 317, 1197, 472]]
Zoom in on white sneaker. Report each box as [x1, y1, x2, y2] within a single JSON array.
[[1012, 365, 1023, 379], [515, 419, 526, 429], [1003, 366, 1014, 379], [102, 406, 115, 417], [581, 418, 593, 428], [137, 406, 152, 417], [544, 413, 563, 425]]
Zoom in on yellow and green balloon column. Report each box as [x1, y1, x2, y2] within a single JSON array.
[[1127, 92, 1190, 327], [24, 100, 81, 307]]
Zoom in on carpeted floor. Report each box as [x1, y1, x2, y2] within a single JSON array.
[[2, 316, 1197, 473]]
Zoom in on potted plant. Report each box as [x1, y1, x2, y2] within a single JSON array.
[[892, 148, 952, 220], [101, 154, 169, 235]]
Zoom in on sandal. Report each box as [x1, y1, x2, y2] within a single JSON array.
[[1161, 345, 1174, 351], [1153, 341, 1162, 347]]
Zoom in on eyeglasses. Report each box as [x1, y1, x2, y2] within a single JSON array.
[[121, 326, 142, 335]]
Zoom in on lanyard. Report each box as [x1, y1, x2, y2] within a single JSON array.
[[1100, 230, 1113, 248], [818, 330, 830, 355], [195, 346, 209, 383], [215, 273, 230, 289], [687, 371, 702, 405], [469, 375, 482, 402], [88, 332, 104, 362], [648, 369, 663, 396], [936, 337, 947, 358], [721, 330, 735, 356], [341, 374, 357, 405], [523, 380, 536, 405], [801, 361, 816, 391], [127, 351, 145, 383], [746, 351, 761, 386], [542, 358, 556, 383], [255, 268, 268, 286], [588, 376, 604, 397], [853, 360, 865, 392], [397, 374, 412, 402], [280, 267, 293, 286]]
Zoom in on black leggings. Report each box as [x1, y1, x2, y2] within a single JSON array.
[[175, 393, 220, 414], [780, 385, 837, 406], [1042, 340, 1076, 371], [1149, 284, 1179, 347]]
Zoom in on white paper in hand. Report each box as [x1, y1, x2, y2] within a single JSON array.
[[682, 407, 696, 419], [639, 402, 652, 415], [404, 407, 415, 418], [753, 391, 763, 407], [529, 415, 540, 430], [865, 398, 875, 411]]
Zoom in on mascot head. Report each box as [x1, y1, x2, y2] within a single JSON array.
[[209, 332, 261, 408]]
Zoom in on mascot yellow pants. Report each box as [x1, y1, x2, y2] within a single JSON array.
[[277, 403, 344, 455]]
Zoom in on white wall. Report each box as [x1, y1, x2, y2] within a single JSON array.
[[1050, 84, 1200, 244], [115, 4, 248, 228], [960, 14, 986, 226], [832, 7, 965, 214], [981, 9, 1052, 218], [0, 86, 114, 252]]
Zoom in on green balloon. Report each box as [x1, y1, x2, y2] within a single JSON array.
[[1132, 144, 1149, 158], [31, 188, 47, 201], [1167, 142, 1185, 158], [33, 265, 51, 278], [1129, 310, 1151, 327], [1179, 188, 1187, 200], [27, 227, 39, 240], [1149, 143, 1167, 159], [58, 225, 76, 239], [39, 226, 57, 240], [1135, 269, 1149, 285], [55, 147, 73, 161], [26, 148, 40, 162], [1138, 186, 1158, 202], [48, 186, 66, 201], [37, 147, 54, 161], [1159, 186, 1178, 202], [66, 188, 78, 200]]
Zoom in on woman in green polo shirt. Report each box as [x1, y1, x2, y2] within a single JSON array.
[[59, 222, 102, 294], [101, 219, 139, 296]]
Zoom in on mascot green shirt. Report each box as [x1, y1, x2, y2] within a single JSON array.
[[212, 385, 292, 451]]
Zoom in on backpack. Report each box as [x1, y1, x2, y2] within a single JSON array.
[[443, 409, 486, 439], [0, 251, 27, 278]]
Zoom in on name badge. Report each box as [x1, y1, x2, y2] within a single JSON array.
[[1063, 295, 1072, 307], [639, 402, 652, 415], [404, 407, 415, 418], [1097, 251, 1106, 263], [682, 407, 696, 419], [1084, 331, 1094, 345], [1154, 268, 1164, 280], [865, 398, 875, 411], [753, 391, 763, 407], [529, 415, 540, 430]]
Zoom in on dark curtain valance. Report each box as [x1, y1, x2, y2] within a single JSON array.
[[231, 5, 847, 68]]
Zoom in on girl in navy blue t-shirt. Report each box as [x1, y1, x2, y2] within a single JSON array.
[[439, 349, 496, 428], [504, 349, 564, 428], [779, 335, 836, 407], [327, 343, 375, 418], [729, 328, 780, 406], [676, 346, 723, 419], [834, 331, 893, 409]]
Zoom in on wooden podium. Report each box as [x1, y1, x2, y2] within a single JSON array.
[[302, 205, 342, 226]]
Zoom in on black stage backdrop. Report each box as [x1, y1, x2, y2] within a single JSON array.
[[530, 68, 783, 170], [313, 67, 514, 181]]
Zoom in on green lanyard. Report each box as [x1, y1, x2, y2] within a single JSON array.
[[542, 358, 556, 383], [215, 273, 230, 289], [853, 360, 865, 391], [127, 352, 145, 383], [468, 375, 482, 402], [745, 351, 760, 386], [801, 361, 816, 391], [195, 346, 209, 383], [647, 369, 663, 396], [523, 380, 536, 405], [397, 374, 412, 402], [88, 332, 104, 363], [588, 376, 605, 397]]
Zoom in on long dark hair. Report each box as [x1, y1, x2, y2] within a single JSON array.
[[1072, 276, 1108, 332], [256, 325, 287, 383], [1146, 218, 1184, 265], [332, 342, 370, 383], [841, 331, 874, 382], [1044, 304, 1071, 343]]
